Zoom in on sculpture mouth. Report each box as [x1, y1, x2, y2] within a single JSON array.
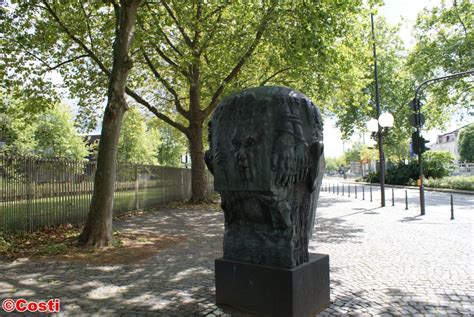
[[238, 163, 249, 170]]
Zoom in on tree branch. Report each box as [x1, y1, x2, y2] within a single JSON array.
[[125, 86, 189, 135], [203, 3, 227, 21], [203, 4, 276, 116], [141, 49, 190, 119], [198, 11, 222, 54], [259, 67, 291, 86], [137, 20, 189, 76], [145, 2, 184, 57], [41, 0, 111, 77], [193, 0, 202, 46], [452, 0, 468, 35], [80, 2, 95, 51], [44, 54, 90, 72], [161, 0, 193, 47], [13, 40, 52, 69]]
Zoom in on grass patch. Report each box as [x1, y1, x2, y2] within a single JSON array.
[[423, 175, 474, 191]]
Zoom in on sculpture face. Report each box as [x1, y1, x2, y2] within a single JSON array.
[[206, 86, 325, 268]]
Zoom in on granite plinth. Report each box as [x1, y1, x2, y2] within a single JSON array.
[[215, 253, 330, 317]]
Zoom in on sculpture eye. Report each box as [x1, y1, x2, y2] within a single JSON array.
[[232, 139, 241, 149], [245, 137, 255, 147]]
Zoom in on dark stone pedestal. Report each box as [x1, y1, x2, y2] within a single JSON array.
[[215, 253, 330, 317]]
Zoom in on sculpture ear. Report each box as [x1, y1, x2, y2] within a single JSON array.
[[205, 150, 214, 175], [307, 141, 324, 192]]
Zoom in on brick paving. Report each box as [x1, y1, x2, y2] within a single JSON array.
[[0, 191, 472, 316]]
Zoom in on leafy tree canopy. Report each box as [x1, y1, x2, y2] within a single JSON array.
[[117, 107, 160, 165], [458, 123, 474, 162], [0, 92, 88, 159], [2, 0, 382, 200], [407, 0, 473, 129]]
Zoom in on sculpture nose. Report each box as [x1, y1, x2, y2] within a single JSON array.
[[237, 152, 248, 167]]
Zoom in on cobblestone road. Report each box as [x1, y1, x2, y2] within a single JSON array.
[[0, 191, 472, 316]]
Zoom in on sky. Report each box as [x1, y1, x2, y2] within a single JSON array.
[[323, 0, 473, 158]]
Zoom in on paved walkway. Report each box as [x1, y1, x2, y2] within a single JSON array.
[[0, 191, 472, 316]]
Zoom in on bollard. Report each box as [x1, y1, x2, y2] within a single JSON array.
[[348, 184, 351, 197], [405, 190, 408, 210], [362, 186, 365, 200], [337, 183, 339, 195], [450, 195, 454, 220], [370, 186, 372, 202], [342, 184, 345, 196], [333, 183, 335, 194], [355, 186, 358, 199], [392, 187, 395, 206]]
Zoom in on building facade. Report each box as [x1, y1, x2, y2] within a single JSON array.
[[430, 127, 465, 161]]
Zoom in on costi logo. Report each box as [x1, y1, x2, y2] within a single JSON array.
[[2, 298, 60, 313]]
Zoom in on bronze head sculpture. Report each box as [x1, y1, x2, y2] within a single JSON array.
[[205, 86, 325, 268]]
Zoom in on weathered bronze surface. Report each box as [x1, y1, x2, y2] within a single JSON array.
[[206, 86, 325, 268]]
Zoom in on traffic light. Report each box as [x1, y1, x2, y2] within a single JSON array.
[[420, 136, 430, 153], [411, 132, 419, 152], [412, 132, 430, 155]]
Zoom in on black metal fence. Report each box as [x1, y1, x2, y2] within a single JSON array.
[[0, 155, 213, 232]]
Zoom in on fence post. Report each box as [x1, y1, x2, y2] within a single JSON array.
[[450, 195, 454, 220], [135, 165, 139, 210], [27, 157, 34, 232], [362, 186, 365, 200], [355, 185, 358, 199], [370, 186, 372, 202]]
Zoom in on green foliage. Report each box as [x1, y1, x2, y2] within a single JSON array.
[[458, 123, 474, 162], [2, 1, 376, 135], [386, 161, 419, 185], [334, 15, 414, 148], [325, 156, 346, 173], [0, 94, 88, 159], [422, 150, 455, 178], [34, 104, 89, 159], [152, 123, 187, 167], [423, 176, 474, 191], [117, 108, 160, 165], [407, 0, 473, 130], [344, 144, 364, 163], [363, 151, 455, 185], [364, 171, 381, 183]]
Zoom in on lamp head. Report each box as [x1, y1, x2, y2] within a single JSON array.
[[379, 112, 394, 128], [367, 118, 379, 132]]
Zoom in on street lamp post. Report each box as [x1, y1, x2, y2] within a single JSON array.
[[370, 12, 386, 207], [367, 113, 394, 207]]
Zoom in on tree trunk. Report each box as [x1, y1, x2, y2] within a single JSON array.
[[78, 0, 140, 246], [187, 53, 209, 203], [188, 122, 207, 203], [78, 103, 126, 246]]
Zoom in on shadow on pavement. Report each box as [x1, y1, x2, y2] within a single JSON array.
[[399, 216, 423, 222], [321, 286, 471, 315], [0, 208, 225, 316], [313, 215, 364, 244]]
